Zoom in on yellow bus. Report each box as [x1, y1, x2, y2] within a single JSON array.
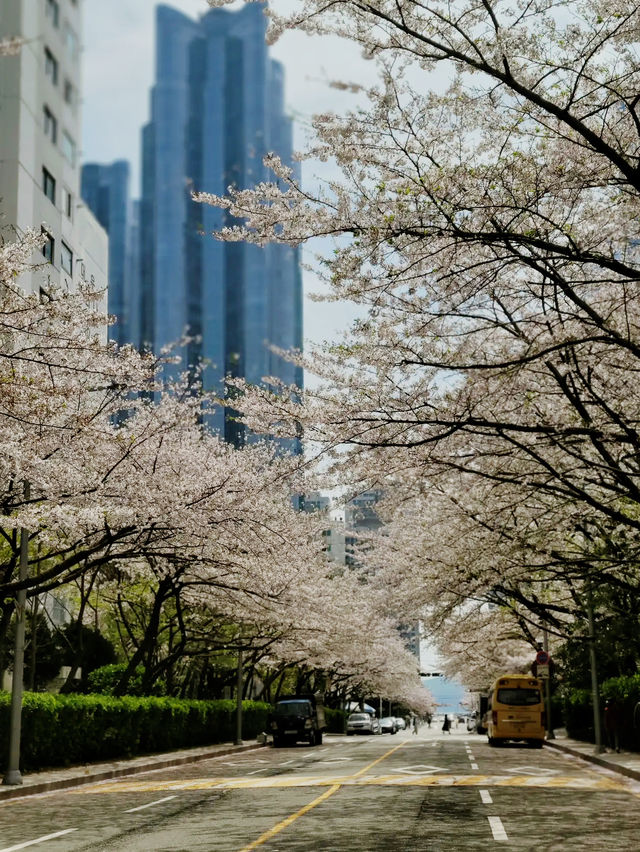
[[485, 674, 545, 748]]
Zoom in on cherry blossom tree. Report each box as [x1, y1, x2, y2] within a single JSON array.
[[1, 234, 428, 707], [200, 0, 640, 675]]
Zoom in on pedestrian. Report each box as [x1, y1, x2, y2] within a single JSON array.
[[412, 715, 419, 735], [426, 713, 432, 729], [442, 714, 451, 734]]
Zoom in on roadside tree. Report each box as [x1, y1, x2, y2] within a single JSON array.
[[200, 0, 640, 670]]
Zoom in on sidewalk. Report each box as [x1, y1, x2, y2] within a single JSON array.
[[544, 729, 640, 783], [0, 740, 266, 802]]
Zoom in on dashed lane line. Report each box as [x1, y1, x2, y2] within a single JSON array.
[[479, 789, 493, 804], [124, 795, 177, 813], [0, 829, 78, 852], [488, 816, 509, 841]]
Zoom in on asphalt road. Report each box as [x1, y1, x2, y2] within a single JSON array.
[[1, 726, 639, 851]]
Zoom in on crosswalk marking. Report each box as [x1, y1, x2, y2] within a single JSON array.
[[75, 772, 627, 795]]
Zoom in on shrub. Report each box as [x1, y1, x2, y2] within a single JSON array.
[[0, 692, 270, 773], [601, 674, 640, 751], [561, 687, 593, 742], [560, 676, 640, 752], [87, 663, 166, 697], [324, 707, 348, 733]]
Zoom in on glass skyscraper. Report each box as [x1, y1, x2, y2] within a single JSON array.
[[81, 161, 136, 347], [139, 2, 303, 441]]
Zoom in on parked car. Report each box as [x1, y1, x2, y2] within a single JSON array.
[[380, 716, 398, 734], [269, 695, 326, 747], [346, 713, 381, 735], [394, 717, 406, 731]]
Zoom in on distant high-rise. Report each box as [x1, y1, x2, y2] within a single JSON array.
[[0, 0, 107, 304], [139, 2, 303, 441], [81, 161, 135, 346]]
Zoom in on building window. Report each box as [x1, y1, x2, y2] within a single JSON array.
[[63, 188, 72, 219], [60, 241, 72, 275], [42, 167, 56, 204], [45, 0, 60, 27], [61, 131, 75, 166], [44, 47, 58, 85], [42, 229, 54, 263], [64, 23, 79, 60], [43, 105, 57, 143], [63, 78, 74, 107]]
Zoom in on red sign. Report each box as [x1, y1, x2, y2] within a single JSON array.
[[536, 650, 550, 665]]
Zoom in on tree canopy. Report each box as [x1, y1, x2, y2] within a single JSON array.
[[202, 0, 640, 681]]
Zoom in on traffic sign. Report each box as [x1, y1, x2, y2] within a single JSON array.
[[536, 663, 550, 679], [536, 650, 550, 665]]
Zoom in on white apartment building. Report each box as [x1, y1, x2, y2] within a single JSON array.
[[0, 0, 107, 299]]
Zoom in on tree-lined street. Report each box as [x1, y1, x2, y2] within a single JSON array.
[[1, 729, 639, 850]]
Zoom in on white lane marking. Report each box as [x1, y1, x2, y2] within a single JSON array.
[[125, 795, 177, 813], [247, 768, 269, 775], [480, 789, 493, 804], [505, 765, 557, 776], [0, 829, 78, 851], [470, 762, 479, 770], [488, 816, 508, 841], [391, 764, 444, 775]]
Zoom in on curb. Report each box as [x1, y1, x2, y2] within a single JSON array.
[[545, 740, 640, 783], [0, 742, 267, 802]]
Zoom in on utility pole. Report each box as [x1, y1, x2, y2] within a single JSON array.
[[586, 579, 604, 754], [542, 629, 555, 740], [3, 480, 30, 786], [234, 647, 243, 746]]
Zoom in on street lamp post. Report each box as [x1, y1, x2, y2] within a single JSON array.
[[586, 580, 604, 754], [234, 648, 243, 746], [542, 629, 555, 740], [3, 480, 30, 786]]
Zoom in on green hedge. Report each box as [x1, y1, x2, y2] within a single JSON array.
[[0, 692, 270, 773], [324, 707, 348, 733], [561, 675, 640, 751], [87, 663, 166, 696], [561, 687, 594, 741]]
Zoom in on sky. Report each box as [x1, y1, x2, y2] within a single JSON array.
[[81, 0, 372, 347]]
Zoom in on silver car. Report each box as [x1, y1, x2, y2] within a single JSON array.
[[346, 713, 381, 735]]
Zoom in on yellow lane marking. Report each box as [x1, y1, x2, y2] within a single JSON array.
[[349, 740, 408, 779], [234, 741, 407, 851], [75, 773, 626, 795], [81, 741, 410, 797], [237, 783, 341, 852]]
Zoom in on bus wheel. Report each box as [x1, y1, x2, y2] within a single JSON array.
[[488, 737, 497, 747]]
